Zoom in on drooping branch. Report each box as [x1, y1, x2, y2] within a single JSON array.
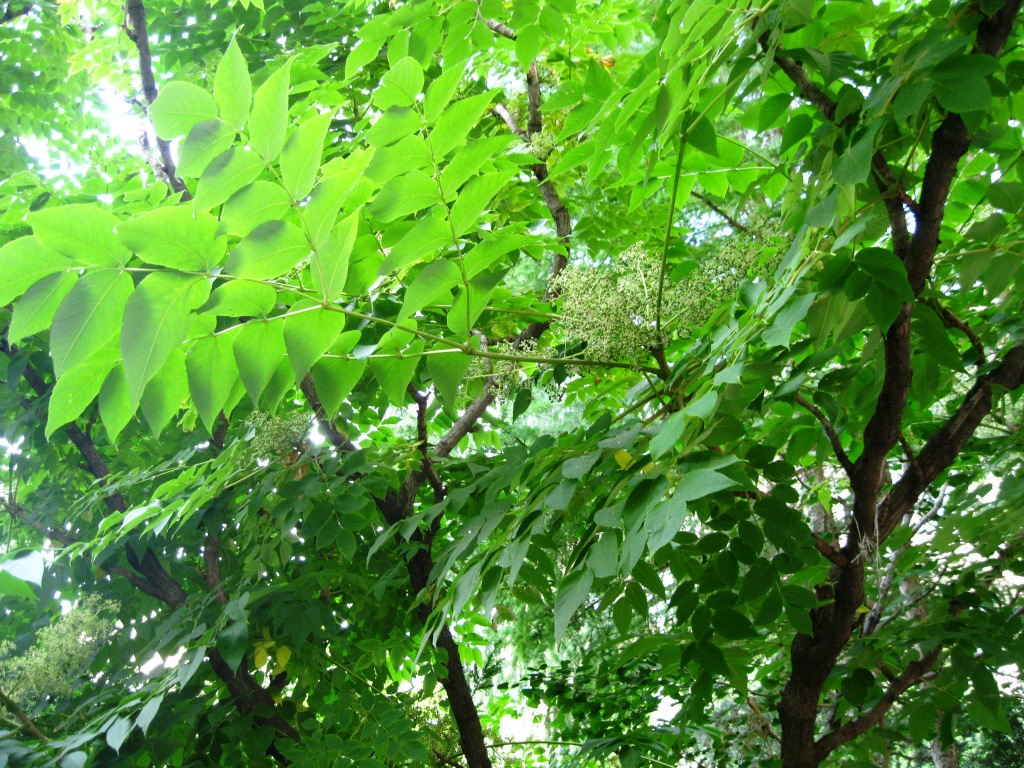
[[123, 0, 188, 197]]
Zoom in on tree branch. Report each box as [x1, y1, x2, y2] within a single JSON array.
[[475, 5, 516, 40], [814, 644, 944, 761], [0, 685, 49, 742], [123, 0, 189, 197], [795, 394, 855, 478], [0, 3, 31, 24], [300, 374, 358, 452]]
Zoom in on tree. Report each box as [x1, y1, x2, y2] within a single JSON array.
[[0, 0, 1022, 767]]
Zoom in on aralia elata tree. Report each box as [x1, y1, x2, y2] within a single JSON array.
[[0, 0, 1022, 767]]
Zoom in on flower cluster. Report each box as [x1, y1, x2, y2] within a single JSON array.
[[245, 411, 311, 459], [517, 132, 556, 162], [553, 243, 669, 365], [0, 596, 118, 703], [555, 225, 784, 364]]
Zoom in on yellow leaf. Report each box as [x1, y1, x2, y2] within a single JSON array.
[[254, 644, 270, 669], [614, 450, 633, 469], [275, 645, 292, 672]]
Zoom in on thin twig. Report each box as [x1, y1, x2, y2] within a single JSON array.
[[475, 6, 516, 40], [795, 394, 855, 477]]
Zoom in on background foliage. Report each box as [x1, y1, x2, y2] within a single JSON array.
[[0, 0, 1023, 767]]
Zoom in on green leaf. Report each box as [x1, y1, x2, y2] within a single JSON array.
[[122, 272, 210, 409], [177, 119, 237, 178], [0, 236, 70, 306], [51, 269, 134, 378], [933, 77, 991, 113], [29, 205, 129, 267], [446, 270, 503, 339], [215, 38, 252, 130], [310, 356, 365, 416], [218, 180, 294, 237], [99, 365, 134, 443], [0, 550, 45, 585], [201, 281, 278, 317], [105, 716, 133, 753], [424, 60, 467, 122], [187, 334, 240, 434], [588, 535, 618, 579], [399, 260, 462, 322], [225, 220, 309, 279], [426, 340, 475, 408], [650, 411, 685, 459], [366, 106, 421, 148], [554, 569, 593, 642], [140, 348, 188, 436], [686, 115, 719, 157], [8, 271, 78, 345], [311, 212, 358, 300], [674, 469, 738, 502], [193, 147, 267, 211], [365, 135, 433, 183], [150, 81, 219, 139], [712, 607, 757, 639], [368, 322, 423, 405], [763, 294, 815, 348], [368, 169, 441, 222], [379, 211, 452, 273], [46, 345, 119, 437], [516, 24, 544, 69], [644, 494, 688, 553], [448, 169, 514, 236], [833, 124, 880, 187], [217, 620, 249, 674], [430, 92, 494, 158], [118, 206, 225, 270], [283, 303, 346, 383], [374, 56, 424, 109], [136, 695, 164, 736], [249, 61, 292, 162], [280, 112, 333, 200], [233, 321, 287, 405]]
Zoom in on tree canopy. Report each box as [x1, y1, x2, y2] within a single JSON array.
[[0, 0, 1023, 767]]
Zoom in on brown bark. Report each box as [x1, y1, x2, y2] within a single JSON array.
[[762, 1, 1024, 765]]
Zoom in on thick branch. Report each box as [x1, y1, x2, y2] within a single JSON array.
[[0, 685, 49, 742], [814, 645, 944, 761], [876, 342, 1024, 543], [123, 0, 188, 196]]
